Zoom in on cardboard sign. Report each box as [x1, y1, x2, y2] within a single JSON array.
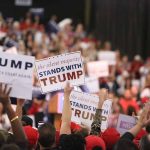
[[0, 52, 34, 99], [70, 91, 99, 127], [85, 77, 99, 93], [87, 61, 109, 77], [98, 51, 116, 65], [101, 99, 112, 131], [116, 114, 136, 135], [5, 46, 18, 54], [35, 51, 84, 93]]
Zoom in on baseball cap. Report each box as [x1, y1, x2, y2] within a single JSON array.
[[101, 128, 120, 149], [86, 135, 106, 150], [23, 126, 39, 148]]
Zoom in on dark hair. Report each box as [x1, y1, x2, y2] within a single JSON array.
[[127, 105, 137, 116], [60, 134, 86, 150], [38, 123, 56, 148], [140, 135, 150, 150], [146, 125, 150, 133], [113, 139, 138, 150], [21, 115, 33, 126], [92, 146, 102, 150]]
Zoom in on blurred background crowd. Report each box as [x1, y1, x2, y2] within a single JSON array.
[[0, 9, 150, 128], [0, 0, 150, 149]]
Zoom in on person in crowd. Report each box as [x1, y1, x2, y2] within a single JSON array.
[[59, 83, 86, 150], [114, 102, 150, 150], [38, 123, 57, 150], [119, 89, 139, 114], [0, 83, 28, 149]]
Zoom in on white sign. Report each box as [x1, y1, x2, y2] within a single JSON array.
[[101, 99, 112, 131], [85, 77, 99, 93], [70, 91, 99, 127], [15, 0, 32, 6], [116, 114, 136, 135], [35, 51, 84, 93], [5, 47, 18, 54], [87, 61, 109, 77], [0, 32, 6, 39], [0, 52, 34, 99], [98, 51, 116, 65]]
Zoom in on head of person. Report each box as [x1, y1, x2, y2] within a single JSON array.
[[101, 128, 120, 150], [38, 123, 56, 149], [21, 115, 33, 126], [124, 89, 132, 100], [60, 134, 86, 150], [114, 139, 138, 150], [103, 41, 111, 50], [127, 106, 137, 116], [86, 135, 106, 150], [139, 134, 150, 150]]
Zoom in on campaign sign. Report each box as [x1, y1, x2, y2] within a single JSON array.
[[87, 61, 109, 77], [116, 114, 136, 135], [101, 99, 112, 131], [35, 51, 84, 93], [0, 52, 34, 99], [70, 90, 99, 127], [85, 77, 99, 93], [98, 51, 116, 65]]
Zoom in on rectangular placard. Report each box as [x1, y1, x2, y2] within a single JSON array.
[[0, 52, 34, 99], [87, 61, 109, 77], [116, 114, 136, 135], [35, 51, 85, 93]]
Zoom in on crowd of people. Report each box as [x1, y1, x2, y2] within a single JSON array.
[[0, 11, 150, 150]]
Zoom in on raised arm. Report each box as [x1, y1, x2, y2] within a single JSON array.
[[120, 103, 150, 142], [129, 103, 150, 137], [16, 98, 25, 119], [60, 83, 73, 135], [90, 88, 108, 135], [0, 83, 27, 145]]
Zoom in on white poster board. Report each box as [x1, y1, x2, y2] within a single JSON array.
[[0, 52, 34, 99], [70, 90, 99, 127], [87, 61, 109, 77], [101, 99, 112, 131], [98, 51, 116, 65], [35, 51, 85, 93], [5, 46, 18, 54], [116, 114, 136, 135], [85, 77, 99, 93]]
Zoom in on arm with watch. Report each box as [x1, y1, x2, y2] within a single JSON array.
[[0, 83, 27, 147]]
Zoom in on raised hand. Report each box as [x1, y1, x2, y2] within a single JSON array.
[[137, 103, 150, 127], [98, 88, 108, 109], [0, 83, 12, 108]]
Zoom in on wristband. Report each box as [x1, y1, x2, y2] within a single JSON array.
[[10, 116, 19, 123]]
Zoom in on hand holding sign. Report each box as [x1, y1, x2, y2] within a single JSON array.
[[60, 82, 73, 135], [35, 51, 84, 93], [98, 88, 108, 109], [64, 82, 74, 95]]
